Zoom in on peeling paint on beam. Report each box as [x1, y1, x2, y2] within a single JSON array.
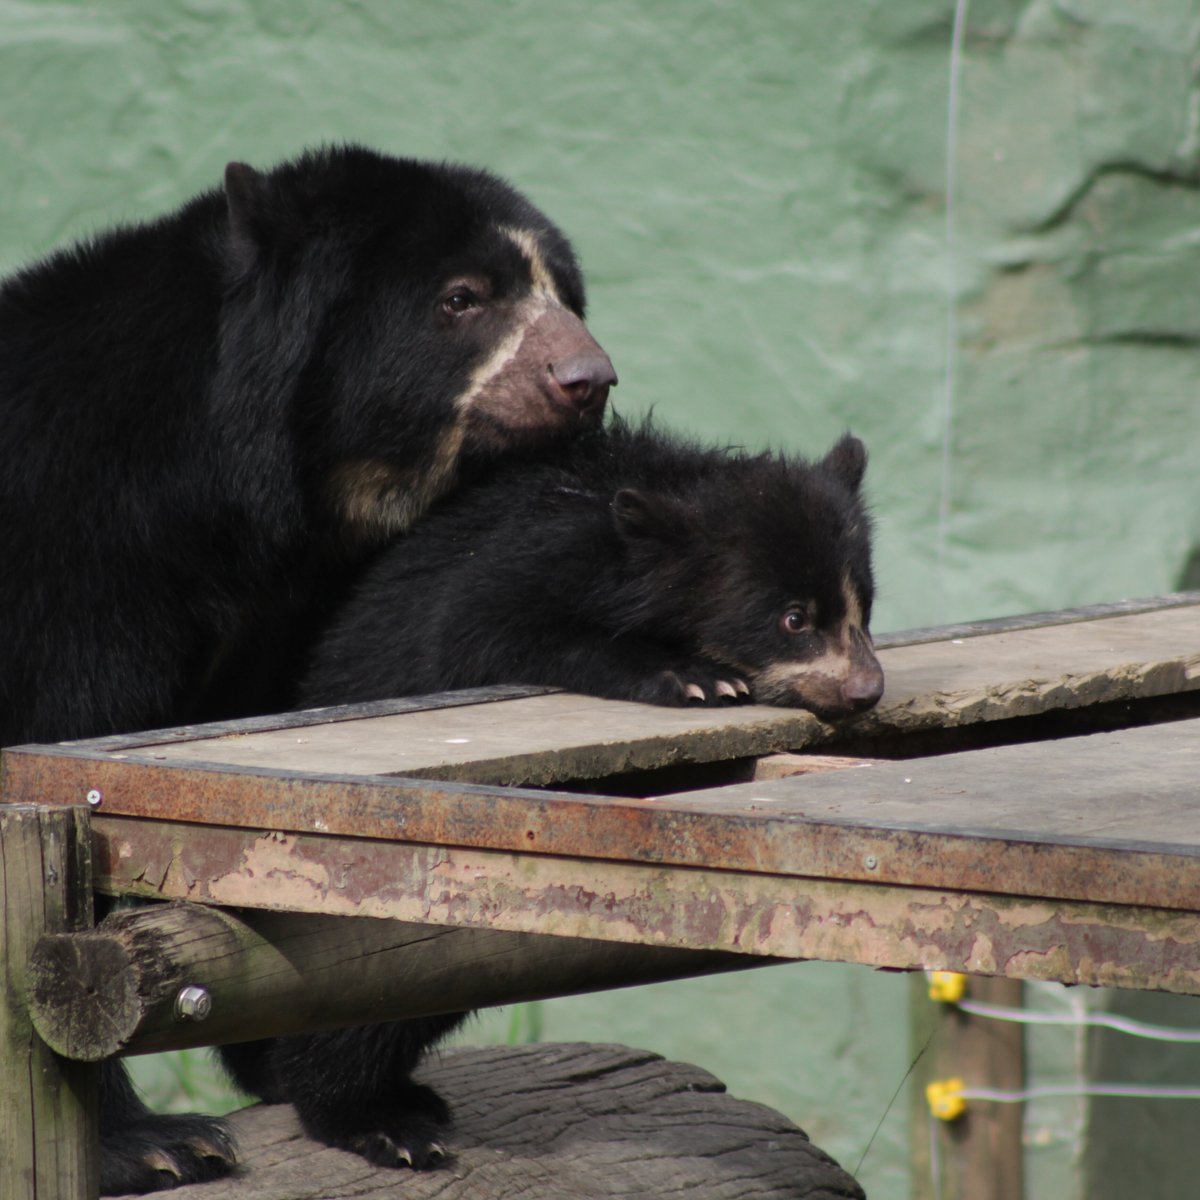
[[88, 817, 1200, 996]]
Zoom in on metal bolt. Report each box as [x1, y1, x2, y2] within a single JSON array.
[[86, 789, 102, 807], [174, 985, 212, 1022], [864, 854, 879, 871]]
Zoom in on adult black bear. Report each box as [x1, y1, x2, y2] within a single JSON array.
[[299, 417, 884, 717], [0, 146, 613, 1192]]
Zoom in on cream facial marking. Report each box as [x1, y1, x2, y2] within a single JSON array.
[[451, 308, 540, 415], [500, 226, 561, 301], [332, 420, 466, 540], [450, 227, 567, 417], [752, 574, 872, 705], [841, 573, 864, 633]]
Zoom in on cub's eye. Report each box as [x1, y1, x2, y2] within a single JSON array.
[[780, 606, 815, 636], [441, 289, 477, 316]]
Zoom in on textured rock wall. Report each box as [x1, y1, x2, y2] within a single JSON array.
[[4, 2, 1197, 632]]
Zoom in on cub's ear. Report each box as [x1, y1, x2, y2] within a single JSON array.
[[821, 434, 868, 493], [224, 161, 274, 271], [611, 488, 683, 543]]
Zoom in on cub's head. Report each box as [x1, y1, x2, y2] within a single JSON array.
[[220, 145, 614, 540], [611, 432, 883, 721]]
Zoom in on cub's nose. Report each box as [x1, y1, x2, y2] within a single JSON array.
[[843, 665, 885, 712], [548, 351, 617, 414]]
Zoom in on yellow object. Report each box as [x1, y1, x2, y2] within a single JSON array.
[[928, 971, 967, 1002], [927, 1078, 967, 1121]]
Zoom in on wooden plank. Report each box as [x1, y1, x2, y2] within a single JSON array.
[[7, 721, 1200, 912], [103, 691, 824, 783], [76, 812, 1200, 994], [74, 684, 557, 753], [856, 603, 1199, 737], [0, 805, 97, 1200], [6, 603, 1197, 788], [752, 753, 874, 779], [875, 588, 1200, 649]]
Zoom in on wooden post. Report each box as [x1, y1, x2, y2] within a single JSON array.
[[0, 805, 97, 1200], [909, 973, 1025, 1200]]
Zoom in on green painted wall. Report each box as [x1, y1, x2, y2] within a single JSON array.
[[5, 3, 1199, 1197]]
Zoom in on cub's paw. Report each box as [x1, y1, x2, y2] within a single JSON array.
[[100, 1114, 236, 1195], [636, 664, 752, 707], [299, 1083, 452, 1170]]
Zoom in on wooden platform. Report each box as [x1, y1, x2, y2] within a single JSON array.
[[4, 594, 1200, 1200], [106, 1044, 864, 1200], [3, 596, 1199, 994], [18, 595, 1197, 786]]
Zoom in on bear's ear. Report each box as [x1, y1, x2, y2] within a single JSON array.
[[611, 488, 681, 543], [821, 434, 867, 494], [224, 161, 272, 271]]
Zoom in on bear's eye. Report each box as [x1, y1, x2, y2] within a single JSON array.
[[441, 288, 478, 316], [780, 606, 815, 636]]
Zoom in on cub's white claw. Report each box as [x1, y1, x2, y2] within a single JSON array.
[[684, 682, 706, 703], [715, 680, 737, 700], [734, 678, 750, 696]]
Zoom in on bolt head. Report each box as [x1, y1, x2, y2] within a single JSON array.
[[86, 789, 102, 806], [175, 985, 212, 1022]]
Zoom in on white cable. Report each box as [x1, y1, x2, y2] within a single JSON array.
[[964, 1083, 1200, 1103], [929, 1107, 944, 1200], [957, 998, 1200, 1043], [938, 0, 971, 607]]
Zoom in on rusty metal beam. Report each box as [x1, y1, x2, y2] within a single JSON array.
[[7, 717, 1200, 915]]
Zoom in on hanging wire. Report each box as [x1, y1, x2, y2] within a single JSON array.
[[965, 1082, 1200, 1103], [957, 997, 1200, 1043], [937, 0, 971, 617]]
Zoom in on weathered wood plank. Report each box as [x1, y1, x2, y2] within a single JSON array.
[[874, 588, 1200, 649], [856, 602, 1200, 737], [5, 603, 1196, 788], [73, 684, 557, 753], [105, 1043, 865, 1200], [9, 721, 1200, 916], [32, 692, 826, 785], [0, 806, 97, 1200]]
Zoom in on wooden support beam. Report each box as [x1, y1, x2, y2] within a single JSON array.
[[0, 805, 97, 1200], [28, 901, 769, 1061], [910, 974, 1025, 1200]]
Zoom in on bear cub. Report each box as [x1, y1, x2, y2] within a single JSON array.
[[300, 416, 884, 719]]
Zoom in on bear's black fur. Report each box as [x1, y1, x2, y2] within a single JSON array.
[[0, 145, 612, 1193], [283, 420, 883, 1174], [254, 419, 881, 1183], [300, 416, 884, 720]]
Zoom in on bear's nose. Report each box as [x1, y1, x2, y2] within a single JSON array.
[[549, 351, 617, 414], [842, 664, 885, 712]]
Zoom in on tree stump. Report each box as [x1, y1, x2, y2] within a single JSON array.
[[112, 1042, 864, 1199]]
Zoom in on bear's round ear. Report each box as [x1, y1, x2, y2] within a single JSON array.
[[224, 161, 270, 270], [821, 434, 867, 493], [612, 488, 677, 542]]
